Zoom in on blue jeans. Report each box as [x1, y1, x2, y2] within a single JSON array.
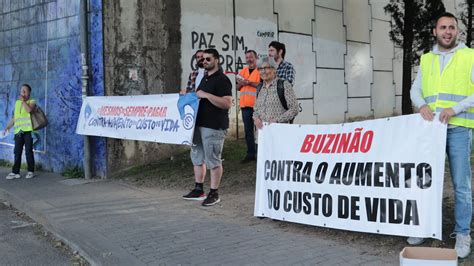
[[446, 126, 472, 235], [241, 107, 256, 158]]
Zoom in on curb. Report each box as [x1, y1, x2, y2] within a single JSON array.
[[0, 186, 99, 266]]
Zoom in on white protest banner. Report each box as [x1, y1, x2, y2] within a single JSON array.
[[76, 93, 199, 145], [254, 114, 447, 239]]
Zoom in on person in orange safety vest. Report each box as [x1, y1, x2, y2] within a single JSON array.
[[236, 50, 261, 163]]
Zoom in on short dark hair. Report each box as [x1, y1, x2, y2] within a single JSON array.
[[245, 49, 257, 58], [21, 84, 32, 92], [269, 41, 286, 58], [203, 48, 219, 59], [435, 12, 458, 26], [194, 50, 203, 56]]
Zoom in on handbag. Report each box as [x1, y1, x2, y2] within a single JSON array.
[[30, 105, 48, 130]]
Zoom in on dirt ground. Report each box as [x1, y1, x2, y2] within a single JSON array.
[[113, 138, 474, 264]]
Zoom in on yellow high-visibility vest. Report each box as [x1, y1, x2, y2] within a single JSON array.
[[421, 48, 474, 128], [13, 99, 34, 134]]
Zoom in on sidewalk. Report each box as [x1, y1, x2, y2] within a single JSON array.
[[0, 169, 397, 265]]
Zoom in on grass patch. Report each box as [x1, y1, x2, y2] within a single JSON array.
[[346, 115, 375, 122], [112, 138, 257, 192], [0, 159, 12, 168], [221, 138, 247, 162], [0, 160, 42, 171], [112, 150, 194, 188], [62, 167, 84, 179]]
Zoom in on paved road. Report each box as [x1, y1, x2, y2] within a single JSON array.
[[0, 172, 398, 265], [0, 202, 76, 266]]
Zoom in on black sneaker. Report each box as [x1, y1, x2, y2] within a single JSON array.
[[202, 192, 221, 206], [182, 189, 206, 201]]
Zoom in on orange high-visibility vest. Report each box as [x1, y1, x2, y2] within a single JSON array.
[[239, 67, 261, 108]]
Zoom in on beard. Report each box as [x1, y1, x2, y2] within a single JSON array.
[[204, 63, 214, 70], [437, 35, 457, 50], [197, 60, 204, 68]]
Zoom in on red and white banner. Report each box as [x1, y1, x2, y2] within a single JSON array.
[[254, 114, 447, 239]]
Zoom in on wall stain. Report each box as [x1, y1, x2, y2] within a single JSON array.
[[103, 0, 182, 174]]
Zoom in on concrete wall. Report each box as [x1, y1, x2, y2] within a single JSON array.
[[103, 0, 182, 174], [180, 0, 463, 135], [179, 0, 396, 134], [0, 0, 106, 176], [0, 0, 463, 176]]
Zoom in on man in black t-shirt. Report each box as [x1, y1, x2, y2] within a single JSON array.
[[182, 48, 233, 206]]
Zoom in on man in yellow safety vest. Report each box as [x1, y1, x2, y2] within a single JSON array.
[[410, 12, 474, 258]]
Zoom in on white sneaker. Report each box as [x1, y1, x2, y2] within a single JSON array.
[[6, 173, 20, 180], [406, 237, 426, 245], [25, 172, 34, 179], [455, 234, 471, 258]]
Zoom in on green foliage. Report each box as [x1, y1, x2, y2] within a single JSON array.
[[62, 167, 84, 179], [459, 0, 473, 47], [0, 159, 12, 168], [0, 160, 42, 170], [384, 0, 445, 65]]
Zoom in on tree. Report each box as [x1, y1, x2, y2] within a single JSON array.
[[459, 0, 473, 47], [385, 0, 445, 115]]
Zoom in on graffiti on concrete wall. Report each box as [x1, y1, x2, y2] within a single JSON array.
[[189, 31, 248, 72], [0, 0, 106, 176], [181, 10, 280, 138], [181, 0, 413, 127], [187, 29, 278, 74], [181, 12, 277, 87]]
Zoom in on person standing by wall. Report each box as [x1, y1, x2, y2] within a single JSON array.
[[236, 50, 260, 163], [4, 84, 36, 180], [181, 50, 207, 93], [182, 49, 233, 206], [268, 41, 295, 86], [410, 12, 474, 259], [253, 56, 298, 128]]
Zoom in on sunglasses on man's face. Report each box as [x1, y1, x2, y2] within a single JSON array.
[[204, 57, 213, 62]]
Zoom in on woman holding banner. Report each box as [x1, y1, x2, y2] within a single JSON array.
[[253, 56, 298, 129]]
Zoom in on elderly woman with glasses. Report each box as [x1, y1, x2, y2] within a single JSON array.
[[253, 56, 298, 129]]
